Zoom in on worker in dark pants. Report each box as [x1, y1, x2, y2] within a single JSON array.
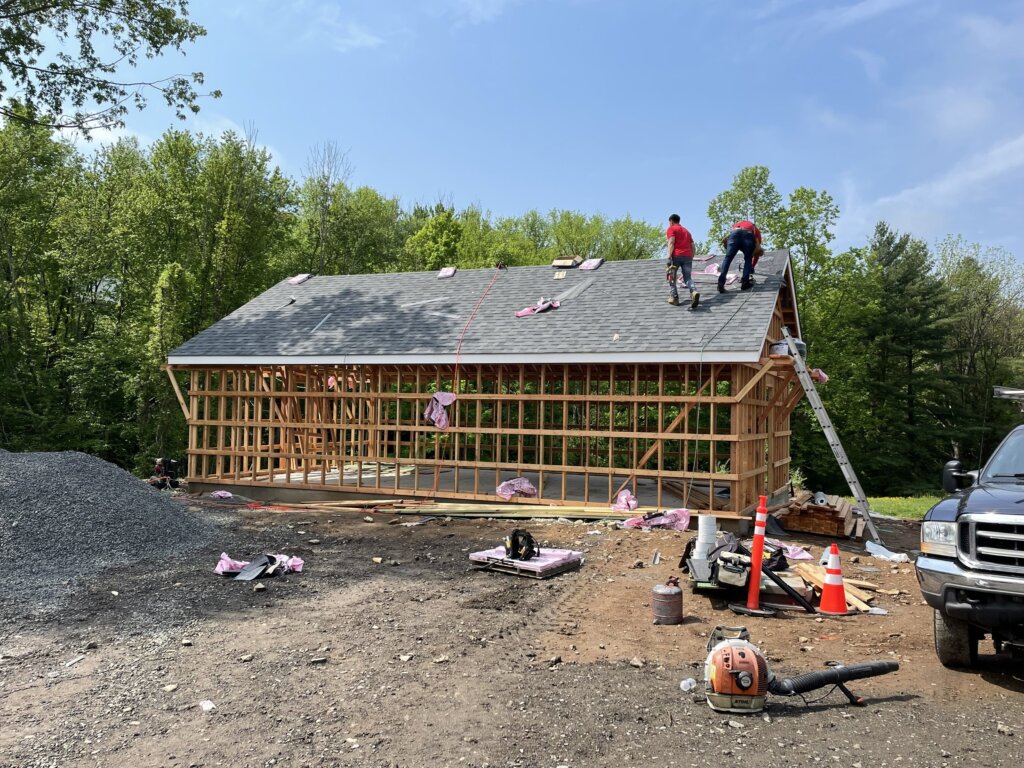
[[666, 214, 699, 308], [718, 220, 763, 293]]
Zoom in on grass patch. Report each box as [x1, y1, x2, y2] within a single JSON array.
[[846, 496, 942, 520]]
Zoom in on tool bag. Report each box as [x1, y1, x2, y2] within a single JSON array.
[[504, 529, 540, 561], [714, 551, 751, 588]]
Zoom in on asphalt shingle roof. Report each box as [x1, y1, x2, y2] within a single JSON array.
[[167, 250, 796, 364]]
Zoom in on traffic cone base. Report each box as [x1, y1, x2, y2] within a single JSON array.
[[818, 543, 848, 615]]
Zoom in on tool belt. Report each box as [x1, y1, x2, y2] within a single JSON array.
[[666, 263, 679, 282]]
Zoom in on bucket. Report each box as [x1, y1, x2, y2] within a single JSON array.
[[769, 338, 807, 358], [693, 515, 718, 560], [652, 576, 683, 625]]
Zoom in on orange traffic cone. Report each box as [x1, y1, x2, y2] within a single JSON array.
[[818, 543, 848, 615]]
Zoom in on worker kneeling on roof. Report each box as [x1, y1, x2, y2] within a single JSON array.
[[718, 220, 764, 293], [666, 213, 699, 309]]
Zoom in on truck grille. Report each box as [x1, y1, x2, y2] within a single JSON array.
[[960, 514, 1024, 574]]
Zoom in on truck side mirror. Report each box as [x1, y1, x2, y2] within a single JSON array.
[[943, 460, 966, 493]]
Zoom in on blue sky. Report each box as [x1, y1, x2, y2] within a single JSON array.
[[93, 0, 1024, 255]]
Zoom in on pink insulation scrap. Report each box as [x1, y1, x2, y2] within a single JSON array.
[[496, 477, 537, 501], [423, 391, 458, 430], [622, 509, 691, 532], [611, 489, 638, 512], [214, 553, 304, 576], [515, 298, 560, 317], [703, 263, 738, 284]]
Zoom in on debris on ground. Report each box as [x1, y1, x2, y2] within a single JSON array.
[[213, 552, 304, 579], [611, 489, 639, 512], [865, 540, 911, 563], [621, 508, 690, 531]]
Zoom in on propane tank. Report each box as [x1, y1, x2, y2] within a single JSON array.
[[652, 576, 683, 625]]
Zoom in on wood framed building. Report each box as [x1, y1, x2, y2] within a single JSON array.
[[165, 251, 804, 520]]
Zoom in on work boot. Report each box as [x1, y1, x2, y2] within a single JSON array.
[[741, 280, 754, 291], [667, 295, 680, 305], [717, 282, 726, 294], [690, 290, 700, 309]]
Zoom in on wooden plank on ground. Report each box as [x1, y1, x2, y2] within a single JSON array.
[[792, 563, 874, 604]]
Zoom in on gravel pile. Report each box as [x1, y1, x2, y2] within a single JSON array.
[[0, 451, 214, 607]]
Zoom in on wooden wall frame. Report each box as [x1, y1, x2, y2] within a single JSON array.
[[171, 280, 803, 519], [176, 353, 800, 519]]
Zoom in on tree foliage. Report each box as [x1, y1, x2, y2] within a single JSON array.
[[0, 0, 216, 132], [706, 165, 784, 247]]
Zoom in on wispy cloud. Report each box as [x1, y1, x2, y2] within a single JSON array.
[[811, 0, 919, 32], [750, 0, 808, 21], [885, 133, 1024, 204], [847, 47, 884, 82], [803, 102, 859, 135], [837, 133, 1024, 246], [902, 82, 998, 140], [762, 0, 921, 44], [448, 0, 517, 26], [316, 6, 384, 52], [961, 13, 1024, 59]]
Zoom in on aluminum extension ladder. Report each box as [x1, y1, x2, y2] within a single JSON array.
[[782, 327, 883, 544]]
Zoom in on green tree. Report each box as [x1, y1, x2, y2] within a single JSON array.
[[601, 215, 662, 261], [774, 186, 839, 281], [0, 119, 80, 448], [298, 142, 351, 274], [936, 236, 1024, 467], [706, 166, 784, 247], [548, 210, 605, 259], [858, 223, 952, 492], [790, 246, 882, 491], [403, 206, 462, 272], [338, 186, 405, 274], [0, 0, 216, 132]]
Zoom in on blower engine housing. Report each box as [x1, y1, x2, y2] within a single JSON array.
[[703, 626, 770, 713]]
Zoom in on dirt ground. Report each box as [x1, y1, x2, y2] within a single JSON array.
[[2, 503, 1024, 768]]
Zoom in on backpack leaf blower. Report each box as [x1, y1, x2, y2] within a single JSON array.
[[703, 625, 898, 714]]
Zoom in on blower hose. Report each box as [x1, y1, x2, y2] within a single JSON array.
[[769, 661, 899, 697]]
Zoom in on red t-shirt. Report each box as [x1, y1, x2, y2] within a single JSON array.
[[666, 223, 693, 257], [732, 220, 763, 243]]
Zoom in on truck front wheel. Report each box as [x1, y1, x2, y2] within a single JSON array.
[[934, 609, 979, 668]]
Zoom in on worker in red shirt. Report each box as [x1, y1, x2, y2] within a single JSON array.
[[666, 214, 698, 308], [718, 220, 764, 293]]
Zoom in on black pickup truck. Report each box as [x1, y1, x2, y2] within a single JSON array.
[[916, 425, 1024, 667]]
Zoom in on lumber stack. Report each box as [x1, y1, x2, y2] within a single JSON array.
[[772, 491, 866, 539], [243, 497, 645, 520]]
